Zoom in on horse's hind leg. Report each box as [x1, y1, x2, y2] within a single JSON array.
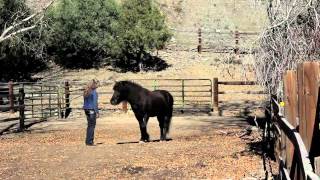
[[163, 113, 172, 140], [157, 116, 165, 141]]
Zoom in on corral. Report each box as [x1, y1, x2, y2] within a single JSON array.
[[0, 78, 270, 179], [3, 0, 320, 179]]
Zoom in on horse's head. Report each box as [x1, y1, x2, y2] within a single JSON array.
[[110, 81, 128, 105]]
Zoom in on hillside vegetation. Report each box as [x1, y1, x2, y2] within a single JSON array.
[[24, 0, 268, 82]]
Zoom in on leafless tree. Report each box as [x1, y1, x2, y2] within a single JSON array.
[[254, 0, 320, 97]]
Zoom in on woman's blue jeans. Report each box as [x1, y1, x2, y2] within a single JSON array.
[[85, 110, 96, 145]]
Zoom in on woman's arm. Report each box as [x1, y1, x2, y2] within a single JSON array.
[[93, 90, 99, 114]]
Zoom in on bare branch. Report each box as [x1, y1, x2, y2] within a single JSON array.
[[0, 0, 55, 43], [254, 0, 320, 97]]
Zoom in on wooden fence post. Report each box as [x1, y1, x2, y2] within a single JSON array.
[[182, 80, 185, 111], [210, 79, 213, 112], [234, 30, 240, 61], [64, 81, 71, 118], [57, 85, 62, 118], [315, 157, 320, 176], [8, 80, 14, 113], [197, 28, 202, 53], [303, 62, 319, 151], [213, 78, 219, 115], [41, 85, 43, 118], [31, 84, 34, 118], [49, 86, 52, 117], [297, 62, 320, 152], [18, 86, 25, 132], [283, 71, 298, 173]]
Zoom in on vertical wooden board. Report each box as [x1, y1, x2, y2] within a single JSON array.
[[284, 70, 298, 171], [281, 130, 287, 164], [315, 156, 320, 176], [213, 78, 219, 113], [303, 62, 319, 151], [297, 63, 307, 151], [8, 81, 14, 113]]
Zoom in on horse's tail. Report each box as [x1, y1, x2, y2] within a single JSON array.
[[164, 91, 174, 133]]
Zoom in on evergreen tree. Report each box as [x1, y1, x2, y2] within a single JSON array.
[[113, 0, 172, 71], [45, 0, 120, 69]]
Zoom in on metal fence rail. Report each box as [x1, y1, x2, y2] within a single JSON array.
[[0, 78, 268, 133], [67, 79, 213, 113]]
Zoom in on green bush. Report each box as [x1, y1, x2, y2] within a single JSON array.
[[45, 0, 120, 69], [0, 0, 46, 81], [112, 0, 172, 71]]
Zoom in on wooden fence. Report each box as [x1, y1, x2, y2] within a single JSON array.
[[169, 28, 259, 55], [270, 62, 320, 179], [213, 78, 266, 115]]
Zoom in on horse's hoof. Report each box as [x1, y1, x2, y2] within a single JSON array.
[[160, 138, 166, 142], [139, 140, 146, 144], [139, 139, 149, 143]]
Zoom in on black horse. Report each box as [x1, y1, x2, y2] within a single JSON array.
[[110, 81, 174, 142]]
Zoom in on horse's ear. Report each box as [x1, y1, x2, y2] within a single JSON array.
[[113, 80, 123, 89]]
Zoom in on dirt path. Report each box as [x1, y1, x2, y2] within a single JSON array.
[[0, 113, 267, 179]]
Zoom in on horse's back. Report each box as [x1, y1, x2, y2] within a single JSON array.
[[143, 90, 172, 115], [149, 90, 173, 112], [160, 90, 173, 107]]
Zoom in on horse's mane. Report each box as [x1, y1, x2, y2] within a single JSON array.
[[114, 80, 145, 91]]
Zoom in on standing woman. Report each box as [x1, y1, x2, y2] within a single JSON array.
[[83, 79, 99, 146]]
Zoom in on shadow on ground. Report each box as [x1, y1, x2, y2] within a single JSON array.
[[0, 119, 47, 135], [117, 138, 173, 145]]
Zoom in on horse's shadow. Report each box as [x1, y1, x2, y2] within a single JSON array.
[[117, 138, 173, 145]]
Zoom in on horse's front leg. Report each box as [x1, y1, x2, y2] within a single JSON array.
[[142, 114, 150, 141], [136, 113, 150, 142]]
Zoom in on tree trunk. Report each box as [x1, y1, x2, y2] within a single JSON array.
[[137, 47, 145, 72]]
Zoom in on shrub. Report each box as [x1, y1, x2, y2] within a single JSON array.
[[45, 0, 120, 69], [112, 0, 172, 72]]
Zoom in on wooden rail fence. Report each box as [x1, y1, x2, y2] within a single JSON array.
[[213, 78, 266, 115], [270, 62, 320, 179], [169, 28, 259, 55]]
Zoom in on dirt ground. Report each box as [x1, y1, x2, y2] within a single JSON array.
[[0, 112, 273, 179]]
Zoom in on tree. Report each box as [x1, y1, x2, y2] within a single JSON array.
[[0, 0, 53, 43], [0, 0, 50, 81], [254, 0, 320, 96], [113, 0, 172, 72], [45, 0, 120, 69]]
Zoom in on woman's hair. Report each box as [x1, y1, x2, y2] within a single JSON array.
[[83, 79, 99, 97]]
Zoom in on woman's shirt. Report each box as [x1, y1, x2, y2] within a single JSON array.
[[83, 89, 99, 113]]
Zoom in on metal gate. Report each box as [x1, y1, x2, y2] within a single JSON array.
[[67, 79, 213, 114]]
